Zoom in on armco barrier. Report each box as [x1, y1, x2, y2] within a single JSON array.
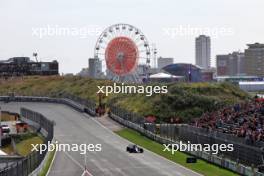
[[0, 95, 95, 175], [0, 108, 54, 176], [109, 111, 264, 176], [0, 95, 96, 116], [1, 95, 262, 175]]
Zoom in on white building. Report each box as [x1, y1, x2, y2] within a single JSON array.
[[239, 81, 264, 92], [157, 57, 174, 70], [195, 35, 211, 69], [149, 72, 184, 83]]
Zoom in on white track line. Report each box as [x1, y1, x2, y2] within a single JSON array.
[[63, 151, 84, 170], [81, 169, 94, 176], [46, 145, 57, 176], [85, 114, 203, 176], [63, 151, 95, 176]]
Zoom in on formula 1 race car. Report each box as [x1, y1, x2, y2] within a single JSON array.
[[126, 144, 144, 153]]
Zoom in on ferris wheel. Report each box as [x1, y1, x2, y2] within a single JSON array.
[[94, 23, 151, 83]]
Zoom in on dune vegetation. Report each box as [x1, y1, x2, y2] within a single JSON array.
[[0, 76, 250, 122]]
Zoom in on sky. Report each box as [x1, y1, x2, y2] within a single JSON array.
[[0, 0, 263, 74]]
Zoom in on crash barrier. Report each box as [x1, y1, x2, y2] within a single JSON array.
[[0, 108, 54, 176], [0, 156, 24, 164], [162, 122, 264, 147], [52, 92, 96, 116], [159, 124, 263, 167], [20, 108, 54, 139], [0, 94, 96, 116], [109, 105, 264, 176]]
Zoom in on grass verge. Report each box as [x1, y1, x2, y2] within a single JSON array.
[[38, 149, 56, 176], [1, 133, 44, 155], [1, 145, 14, 155], [16, 135, 44, 156], [115, 128, 238, 176]]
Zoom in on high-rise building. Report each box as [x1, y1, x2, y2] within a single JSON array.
[[216, 55, 229, 76], [195, 35, 211, 69], [88, 57, 102, 78], [216, 52, 245, 76], [244, 43, 264, 77], [157, 57, 173, 70]]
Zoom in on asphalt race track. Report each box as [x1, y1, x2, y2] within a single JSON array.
[[0, 102, 202, 176]]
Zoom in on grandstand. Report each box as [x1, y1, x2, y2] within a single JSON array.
[[193, 96, 264, 144], [0, 57, 59, 77]]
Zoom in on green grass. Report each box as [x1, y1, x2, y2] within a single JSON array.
[[1, 133, 44, 155], [38, 149, 56, 176], [116, 128, 238, 176], [16, 136, 44, 156], [1, 144, 14, 155]]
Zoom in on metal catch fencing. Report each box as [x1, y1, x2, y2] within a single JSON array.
[[0, 108, 54, 176], [109, 105, 264, 176]]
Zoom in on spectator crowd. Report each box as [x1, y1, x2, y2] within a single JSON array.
[[194, 96, 264, 144]]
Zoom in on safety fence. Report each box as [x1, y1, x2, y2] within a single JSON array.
[[159, 124, 263, 167], [0, 108, 54, 176], [109, 105, 264, 176], [1, 94, 263, 175], [0, 94, 96, 116]]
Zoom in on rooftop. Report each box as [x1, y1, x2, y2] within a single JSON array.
[[247, 43, 264, 49]]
